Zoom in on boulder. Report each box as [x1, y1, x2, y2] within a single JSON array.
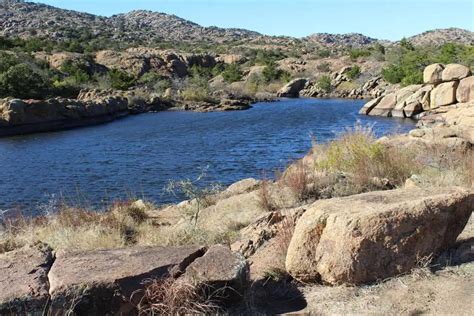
[[286, 188, 473, 285], [48, 246, 206, 314], [0, 243, 54, 315], [456, 76, 474, 103], [368, 93, 396, 116], [181, 245, 249, 298], [430, 81, 458, 108], [441, 64, 471, 82], [423, 63, 444, 84], [277, 78, 308, 98], [216, 54, 246, 64], [391, 85, 422, 118], [403, 85, 433, 117], [358, 96, 382, 115]]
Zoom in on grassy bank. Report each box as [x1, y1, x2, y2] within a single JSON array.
[[1, 127, 472, 255]]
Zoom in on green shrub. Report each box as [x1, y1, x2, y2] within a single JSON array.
[[0, 63, 49, 98], [316, 62, 331, 73], [60, 60, 90, 84], [400, 38, 415, 51], [349, 49, 371, 61], [261, 61, 291, 83], [382, 64, 406, 84], [346, 65, 361, 79], [316, 75, 332, 92], [109, 69, 136, 90], [221, 64, 243, 83], [181, 76, 211, 102], [0, 52, 19, 72], [316, 49, 331, 58]]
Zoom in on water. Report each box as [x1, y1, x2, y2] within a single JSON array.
[[0, 98, 416, 213]]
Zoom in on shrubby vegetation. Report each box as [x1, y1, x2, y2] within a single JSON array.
[[382, 43, 474, 86], [346, 65, 361, 79], [317, 75, 332, 92]]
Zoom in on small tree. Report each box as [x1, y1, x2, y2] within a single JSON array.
[[346, 65, 361, 79], [317, 75, 332, 93], [221, 64, 243, 83], [109, 69, 136, 90], [0, 63, 49, 98]]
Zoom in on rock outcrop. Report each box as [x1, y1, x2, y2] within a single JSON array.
[[0, 244, 249, 314], [286, 187, 473, 285], [48, 246, 206, 314], [361, 63, 473, 118], [181, 245, 249, 300], [0, 95, 129, 137], [277, 78, 308, 98], [0, 243, 54, 315]]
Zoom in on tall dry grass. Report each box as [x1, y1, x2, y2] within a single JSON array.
[[0, 199, 235, 254], [312, 125, 421, 194], [134, 278, 224, 315]]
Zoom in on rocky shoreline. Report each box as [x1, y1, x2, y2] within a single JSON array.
[[1, 74, 472, 313], [0, 91, 259, 137]]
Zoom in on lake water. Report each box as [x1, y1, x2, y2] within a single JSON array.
[[0, 98, 416, 214]]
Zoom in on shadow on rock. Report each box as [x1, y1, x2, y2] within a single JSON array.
[[240, 278, 307, 314], [434, 237, 474, 270]]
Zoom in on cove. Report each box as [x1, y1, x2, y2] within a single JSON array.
[[0, 98, 416, 213]]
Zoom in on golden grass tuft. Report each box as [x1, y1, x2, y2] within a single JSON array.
[[134, 278, 224, 315]]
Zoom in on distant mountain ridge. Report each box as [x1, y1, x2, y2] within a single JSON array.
[[0, 0, 472, 47]]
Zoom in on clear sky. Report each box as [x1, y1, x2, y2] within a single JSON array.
[[35, 0, 473, 40]]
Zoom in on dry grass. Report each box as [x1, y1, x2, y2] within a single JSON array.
[[414, 142, 474, 188], [257, 180, 278, 212], [313, 125, 421, 194], [0, 199, 236, 254], [134, 278, 224, 315]]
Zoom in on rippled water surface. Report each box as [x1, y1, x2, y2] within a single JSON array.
[[0, 98, 416, 212]]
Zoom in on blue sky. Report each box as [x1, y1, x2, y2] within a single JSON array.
[[36, 0, 473, 40]]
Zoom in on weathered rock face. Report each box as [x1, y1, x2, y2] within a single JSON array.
[[358, 96, 382, 115], [441, 63, 471, 82], [423, 63, 444, 84], [361, 64, 472, 118], [391, 85, 422, 117], [181, 245, 249, 299], [368, 93, 396, 116], [456, 76, 474, 103], [277, 78, 308, 98], [430, 81, 458, 108], [48, 246, 206, 314], [286, 188, 473, 285], [0, 243, 54, 315], [0, 96, 129, 136]]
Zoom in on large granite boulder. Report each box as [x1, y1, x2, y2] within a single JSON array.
[[368, 93, 396, 116], [0, 243, 54, 315], [277, 78, 308, 98], [181, 245, 249, 300], [286, 188, 473, 285], [404, 84, 433, 116], [423, 63, 444, 84], [430, 81, 458, 108], [456, 76, 474, 103], [391, 84, 422, 118], [358, 96, 382, 115], [441, 64, 471, 82], [48, 246, 206, 314]]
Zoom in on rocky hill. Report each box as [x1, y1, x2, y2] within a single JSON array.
[[303, 32, 379, 48], [407, 28, 474, 46], [0, 0, 262, 44], [1, 0, 472, 47]]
